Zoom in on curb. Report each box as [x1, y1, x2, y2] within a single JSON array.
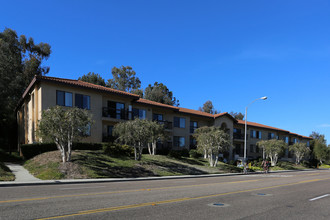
[[0, 169, 320, 187]]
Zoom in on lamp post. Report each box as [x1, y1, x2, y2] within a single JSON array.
[[244, 96, 267, 167]]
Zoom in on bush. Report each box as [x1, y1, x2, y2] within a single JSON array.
[[103, 143, 134, 157], [0, 148, 23, 162], [21, 143, 57, 160], [20, 142, 103, 159], [168, 149, 190, 159], [189, 149, 202, 159]]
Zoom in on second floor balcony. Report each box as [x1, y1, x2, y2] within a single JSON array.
[[156, 120, 173, 130], [102, 107, 130, 120], [233, 133, 248, 140]]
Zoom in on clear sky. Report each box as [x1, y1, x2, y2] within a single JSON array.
[[1, 0, 330, 142]]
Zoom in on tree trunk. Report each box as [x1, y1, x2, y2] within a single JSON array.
[[204, 149, 207, 159], [148, 143, 152, 155], [152, 142, 156, 155], [214, 155, 219, 167], [209, 153, 214, 167], [134, 146, 138, 160]]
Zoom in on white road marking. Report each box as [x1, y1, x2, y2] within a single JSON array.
[[60, 186, 106, 190], [309, 194, 330, 201]]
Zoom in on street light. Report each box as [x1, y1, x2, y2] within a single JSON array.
[[244, 96, 268, 167]]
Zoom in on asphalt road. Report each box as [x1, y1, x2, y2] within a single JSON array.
[[1, 170, 330, 220]]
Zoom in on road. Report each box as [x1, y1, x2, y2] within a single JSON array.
[[1, 170, 330, 220]]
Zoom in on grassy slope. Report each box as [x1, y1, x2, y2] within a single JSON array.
[[24, 150, 242, 180], [0, 162, 15, 181]]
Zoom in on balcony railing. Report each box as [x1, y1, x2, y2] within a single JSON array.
[[102, 107, 130, 120], [190, 126, 198, 133], [156, 120, 173, 130], [233, 133, 248, 140]]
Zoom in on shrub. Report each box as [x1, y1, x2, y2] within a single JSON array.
[[103, 143, 134, 157], [21, 143, 57, 160], [0, 148, 24, 162], [189, 149, 202, 159], [168, 149, 190, 159], [20, 142, 103, 159]]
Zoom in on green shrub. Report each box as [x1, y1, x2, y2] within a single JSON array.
[[21, 142, 103, 159], [21, 143, 57, 160], [103, 143, 134, 157], [189, 149, 202, 158], [168, 149, 190, 159], [0, 148, 24, 162]]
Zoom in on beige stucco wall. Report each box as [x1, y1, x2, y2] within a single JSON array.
[[40, 81, 103, 143]]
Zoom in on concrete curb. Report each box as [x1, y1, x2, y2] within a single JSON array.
[[0, 168, 320, 187]]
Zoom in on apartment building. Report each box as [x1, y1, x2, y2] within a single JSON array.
[[16, 76, 312, 161]]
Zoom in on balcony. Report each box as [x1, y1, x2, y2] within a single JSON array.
[[156, 120, 173, 130], [102, 107, 130, 120], [190, 126, 198, 134], [233, 133, 248, 140]]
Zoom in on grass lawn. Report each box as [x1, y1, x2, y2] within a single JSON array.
[[24, 150, 243, 180], [0, 162, 15, 181]]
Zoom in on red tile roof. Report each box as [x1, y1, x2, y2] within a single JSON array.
[[178, 107, 214, 117], [135, 98, 179, 110], [39, 75, 140, 98], [236, 120, 290, 133]]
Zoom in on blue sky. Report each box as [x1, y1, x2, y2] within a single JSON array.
[[2, 0, 330, 142]]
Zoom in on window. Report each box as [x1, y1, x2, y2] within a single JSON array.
[[307, 141, 310, 147], [250, 144, 254, 153], [292, 138, 297, 144], [268, 132, 275, 139], [250, 130, 257, 138], [256, 145, 260, 153], [235, 144, 241, 154], [174, 117, 185, 128], [283, 136, 289, 144], [190, 136, 197, 149], [75, 94, 90, 109], [133, 108, 146, 119], [174, 136, 185, 147], [258, 131, 262, 139], [56, 90, 72, 107], [234, 128, 241, 134], [190, 121, 198, 133], [153, 114, 163, 121], [106, 101, 126, 119], [79, 124, 91, 136], [107, 125, 113, 137]]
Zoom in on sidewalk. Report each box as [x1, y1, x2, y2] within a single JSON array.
[[4, 163, 41, 182], [0, 163, 318, 187]]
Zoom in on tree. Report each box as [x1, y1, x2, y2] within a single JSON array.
[[289, 143, 310, 164], [107, 66, 142, 94], [257, 139, 286, 166], [313, 140, 328, 164], [78, 72, 106, 86], [198, 100, 218, 114], [0, 28, 51, 151], [229, 111, 244, 120], [113, 119, 150, 160], [147, 121, 166, 155], [37, 106, 93, 163], [144, 82, 179, 106], [309, 132, 328, 164], [194, 126, 231, 167]]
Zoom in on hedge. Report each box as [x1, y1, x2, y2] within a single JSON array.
[[102, 143, 134, 157], [20, 142, 103, 159]]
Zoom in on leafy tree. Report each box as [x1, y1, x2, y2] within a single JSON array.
[[37, 106, 93, 163], [194, 126, 231, 167], [107, 66, 142, 94], [144, 82, 179, 106], [289, 143, 310, 164], [257, 139, 286, 166], [147, 121, 166, 155], [229, 111, 244, 120], [78, 72, 106, 86], [313, 140, 328, 164], [0, 28, 51, 151], [113, 119, 150, 160], [198, 100, 218, 114], [309, 132, 328, 164]]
